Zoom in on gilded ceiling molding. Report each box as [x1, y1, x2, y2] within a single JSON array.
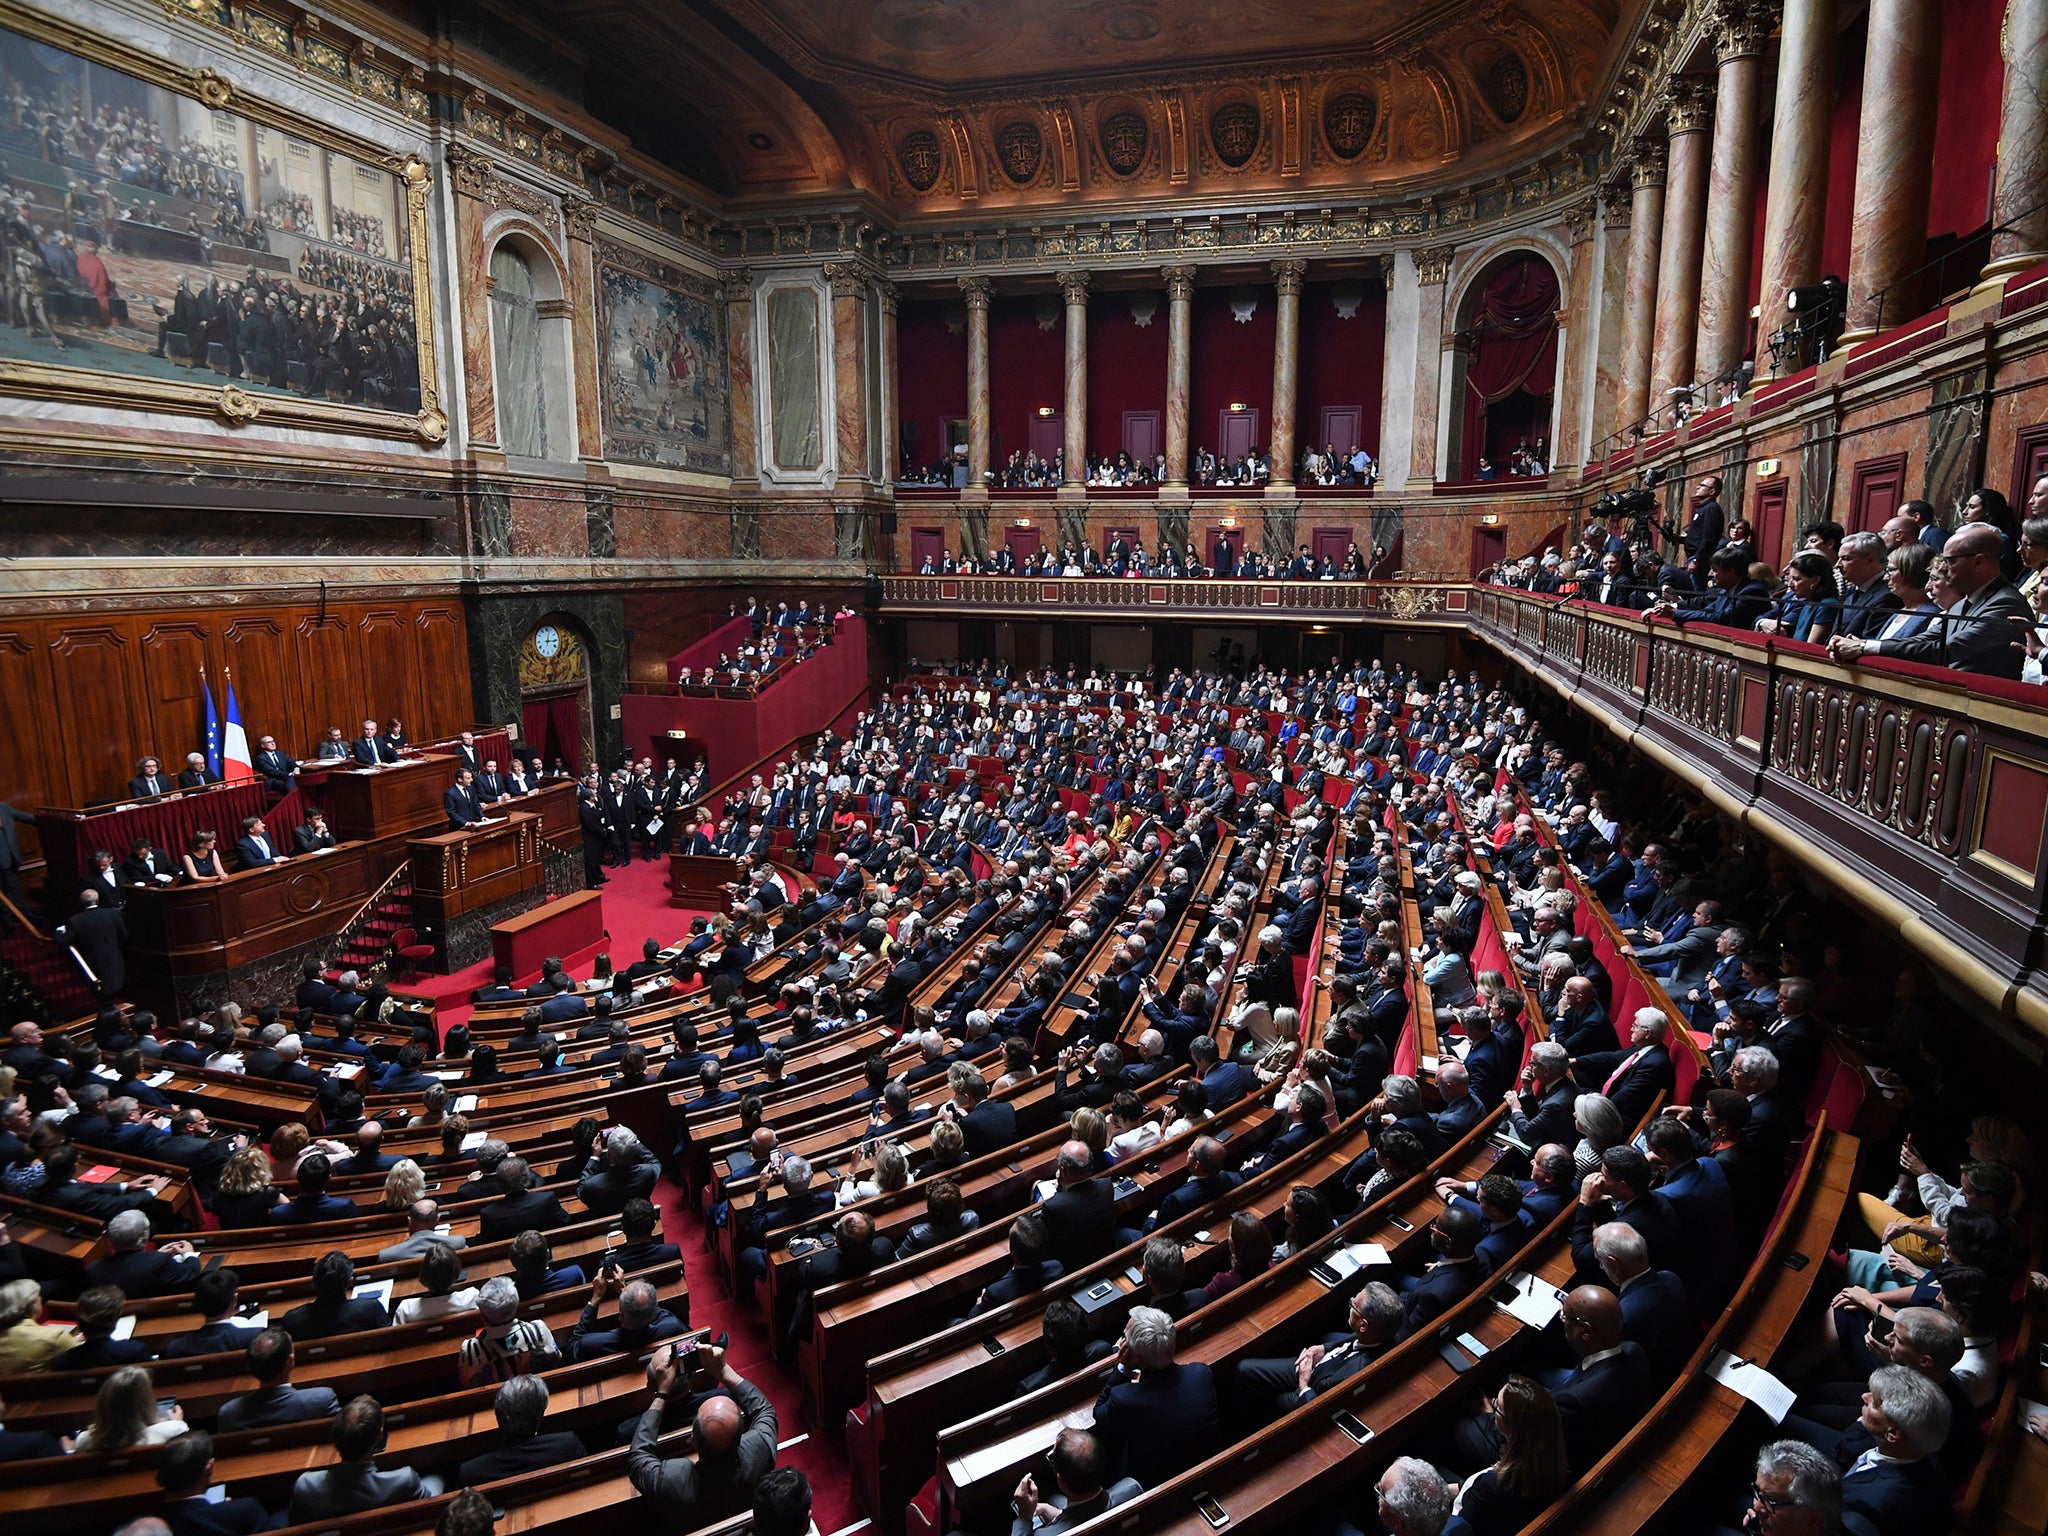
[[1415, 246, 1457, 286]]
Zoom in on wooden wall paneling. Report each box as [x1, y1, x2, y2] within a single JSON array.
[[413, 606, 471, 740], [294, 613, 364, 745], [138, 619, 213, 781], [0, 626, 53, 833], [359, 608, 424, 740], [221, 613, 303, 756], [48, 623, 147, 808]]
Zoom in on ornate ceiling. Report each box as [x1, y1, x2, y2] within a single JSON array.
[[462, 0, 1636, 214]]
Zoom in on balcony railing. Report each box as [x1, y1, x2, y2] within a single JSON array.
[[877, 574, 1472, 622]]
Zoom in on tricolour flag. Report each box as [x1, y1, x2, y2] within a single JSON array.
[[201, 667, 222, 779], [221, 669, 254, 783]]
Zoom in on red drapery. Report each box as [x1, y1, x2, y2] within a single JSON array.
[[1460, 257, 1560, 473]]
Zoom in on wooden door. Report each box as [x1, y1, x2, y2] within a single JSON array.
[[1470, 525, 1507, 576], [911, 527, 947, 571], [1122, 411, 1161, 465], [1313, 528, 1352, 567], [1005, 525, 1044, 564], [1752, 480, 1789, 567], [1103, 526, 1141, 558], [1319, 405, 1363, 454], [1219, 409, 1260, 465], [1028, 414, 1063, 464], [1847, 452, 1909, 535]]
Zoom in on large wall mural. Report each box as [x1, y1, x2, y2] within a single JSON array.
[[0, 7, 442, 443], [594, 239, 730, 475]]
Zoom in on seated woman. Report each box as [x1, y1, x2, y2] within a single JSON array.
[[179, 829, 227, 884], [1755, 549, 1842, 644], [1874, 541, 1941, 644], [1450, 1375, 1572, 1536], [211, 1144, 280, 1229], [75, 1367, 188, 1451]]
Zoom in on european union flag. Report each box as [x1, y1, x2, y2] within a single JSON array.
[[201, 668, 223, 779]]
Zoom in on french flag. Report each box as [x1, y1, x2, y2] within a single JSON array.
[[221, 669, 255, 783]]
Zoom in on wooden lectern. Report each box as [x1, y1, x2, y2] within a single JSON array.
[[668, 852, 744, 909], [324, 755, 457, 842]]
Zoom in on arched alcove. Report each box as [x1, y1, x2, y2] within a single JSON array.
[[1445, 249, 1561, 481], [517, 614, 593, 774], [486, 231, 575, 461]]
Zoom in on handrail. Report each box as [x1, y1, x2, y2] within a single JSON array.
[[327, 857, 411, 975], [0, 888, 50, 941]]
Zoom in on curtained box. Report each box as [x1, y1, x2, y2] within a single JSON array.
[[324, 755, 457, 843], [492, 889, 606, 985]]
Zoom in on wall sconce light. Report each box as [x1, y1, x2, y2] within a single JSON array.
[[1228, 402, 1248, 413], [1036, 406, 1054, 417], [1480, 513, 1501, 525], [664, 729, 690, 740]]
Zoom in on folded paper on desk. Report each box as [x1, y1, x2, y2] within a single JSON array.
[[352, 1278, 396, 1310], [1496, 1269, 1564, 1329], [1708, 1350, 1796, 1422]]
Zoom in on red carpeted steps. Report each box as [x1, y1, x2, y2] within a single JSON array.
[[329, 878, 417, 978], [0, 914, 100, 1022]]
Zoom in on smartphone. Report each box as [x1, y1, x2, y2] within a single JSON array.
[[1490, 1282, 1519, 1306], [158, 1397, 177, 1416], [982, 1336, 1006, 1357], [1388, 1215, 1414, 1233], [1781, 1250, 1810, 1272], [1195, 1494, 1229, 1529], [677, 1337, 699, 1357], [1868, 1314, 1894, 1344], [1333, 1410, 1374, 1445], [1438, 1340, 1476, 1374], [1085, 1281, 1116, 1302], [1455, 1331, 1491, 1359], [1308, 1261, 1342, 1288]]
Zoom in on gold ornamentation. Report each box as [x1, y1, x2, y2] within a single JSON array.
[[192, 67, 233, 109], [1271, 257, 1308, 296], [216, 385, 261, 425], [1628, 139, 1668, 189], [1162, 264, 1198, 303], [1059, 269, 1091, 306], [958, 275, 993, 310], [1712, 0, 1778, 63], [415, 407, 449, 445], [561, 194, 599, 242], [723, 267, 756, 305], [1664, 79, 1715, 137], [1385, 586, 1446, 618], [1414, 245, 1455, 285], [1562, 197, 1597, 245]]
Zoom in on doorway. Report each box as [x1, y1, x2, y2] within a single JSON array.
[[1470, 525, 1507, 577], [1218, 408, 1260, 466], [1318, 406, 1363, 456], [1123, 411, 1161, 466], [1103, 526, 1142, 560], [1752, 480, 1789, 567], [1028, 414, 1063, 465], [911, 526, 947, 571], [1312, 528, 1352, 568], [518, 618, 594, 777], [1005, 524, 1044, 564]]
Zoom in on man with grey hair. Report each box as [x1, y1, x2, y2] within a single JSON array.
[[478, 1155, 569, 1241], [569, 1270, 684, 1361], [1572, 1007, 1675, 1125], [1091, 1306, 1220, 1487], [1120, 1027, 1172, 1089], [1833, 529, 1900, 639], [737, 1151, 832, 1284], [1726, 1044, 1795, 1160], [1375, 1456, 1456, 1536], [1231, 1280, 1404, 1423], [85, 1207, 200, 1295], [1503, 1039, 1579, 1148], [455, 1374, 586, 1486], [1796, 1306, 1980, 1480], [1727, 1439, 1842, 1536], [576, 1126, 659, 1216], [1832, 520, 2032, 678], [1780, 1365, 1952, 1536], [456, 1276, 561, 1386], [944, 1059, 1017, 1157], [1586, 1219, 1692, 1383]]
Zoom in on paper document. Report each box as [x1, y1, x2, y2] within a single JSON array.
[[1708, 1350, 1797, 1422], [145, 1070, 175, 1088], [461, 1130, 489, 1151], [331, 1062, 364, 1080], [112, 1314, 138, 1341], [351, 1278, 396, 1309], [435, 1070, 466, 1082], [1495, 1269, 1565, 1330], [454, 1094, 480, 1113]]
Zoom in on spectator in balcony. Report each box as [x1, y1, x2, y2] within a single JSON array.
[[1833, 532, 1902, 639], [1867, 541, 1940, 645], [1754, 551, 1841, 645], [1903, 497, 1947, 552], [1830, 523, 2030, 679], [1653, 547, 1771, 630], [1959, 486, 2023, 580], [2017, 518, 2048, 682]]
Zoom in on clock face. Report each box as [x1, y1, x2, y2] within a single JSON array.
[[534, 625, 562, 659]]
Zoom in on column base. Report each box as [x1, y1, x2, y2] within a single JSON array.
[[1263, 481, 1298, 500], [1157, 482, 1191, 503], [1829, 327, 1877, 357], [959, 487, 990, 505], [1974, 250, 2047, 293], [1055, 484, 1090, 503]]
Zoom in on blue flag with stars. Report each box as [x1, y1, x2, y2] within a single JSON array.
[[201, 669, 223, 779]]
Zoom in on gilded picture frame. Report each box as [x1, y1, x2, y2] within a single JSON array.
[[0, 1, 445, 444]]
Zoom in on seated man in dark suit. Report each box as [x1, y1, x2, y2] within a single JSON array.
[[538, 973, 591, 1025], [735, 1153, 835, 1285], [455, 1374, 588, 1487], [161, 1266, 265, 1360], [1395, 1204, 1493, 1340], [234, 815, 287, 869], [611, 1197, 684, 1272], [1584, 1220, 1694, 1384], [1230, 1280, 1403, 1425], [269, 1153, 355, 1225], [509, 1229, 587, 1298], [578, 1127, 661, 1216], [156, 1430, 276, 1536], [280, 1251, 390, 1341], [893, 1178, 982, 1259], [967, 1211, 1066, 1317], [127, 757, 174, 800], [943, 1061, 1017, 1158], [1778, 1365, 1953, 1536], [1039, 1140, 1119, 1271], [335, 1121, 399, 1177], [85, 1208, 202, 1295], [176, 752, 219, 791], [292, 811, 338, 855], [1091, 1307, 1221, 1489], [52, 1283, 156, 1370], [1145, 1135, 1243, 1233], [568, 1268, 684, 1362], [478, 1157, 570, 1242], [1450, 1285, 1652, 1475], [1570, 1006, 1676, 1129], [1568, 1144, 1682, 1282], [217, 1328, 341, 1432], [350, 718, 399, 766]]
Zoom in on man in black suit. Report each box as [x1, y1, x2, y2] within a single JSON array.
[[82, 848, 126, 909], [943, 1062, 1017, 1158], [1779, 1365, 1953, 1536], [86, 1209, 201, 1294], [234, 815, 286, 870], [1675, 473, 1726, 582], [478, 1157, 570, 1242], [1500, 1040, 1579, 1149], [568, 1269, 684, 1362], [966, 1211, 1065, 1316], [55, 888, 125, 999], [1585, 1220, 1694, 1383], [1569, 1145, 1682, 1280], [175, 751, 220, 791], [216, 1329, 341, 1432], [120, 836, 173, 887], [292, 812, 337, 854], [1040, 1140, 1118, 1270], [157, 1431, 276, 1536], [1091, 1307, 1221, 1489], [1145, 1135, 1243, 1233], [1571, 1006, 1676, 1127], [455, 1374, 587, 1487], [161, 1267, 265, 1359], [127, 757, 174, 799], [1231, 1280, 1404, 1424], [1832, 522, 2033, 680], [53, 1283, 156, 1370], [444, 768, 484, 828], [476, 758, 510, 806], [351, 718, 397, 765], [335, 1121, 399, 1178], [611, 1197, 683, 1272], [577, 1128, 661, 1216], [735, 1153, 835, 1285], [254, 734, 299, 794], [279, 1251, 390, 1340], [269, 1153, 355, 1224], [451, 731, 482, 775], [1396, 1204, 1493, 1340], [1452, 1285, 1652, 1474]]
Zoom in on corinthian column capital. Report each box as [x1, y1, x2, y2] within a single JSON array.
[[1627, 138, 1668, 190], [1414, 245, 1455, 286], [1058, 269, 1091, 306], [958, 274, 993, 310], [1711, 0, 1778, 63], [1271, 258, 1308, 296], [1664, 78, 1716, 137], [1162, 264, 1199, 302]]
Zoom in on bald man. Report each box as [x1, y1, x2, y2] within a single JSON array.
[[1451, 1284, 1651, 1473], [626, 1342, 777, 1524]]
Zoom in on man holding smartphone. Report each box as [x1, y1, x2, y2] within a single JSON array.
[[626, 1340, 779, 1525]]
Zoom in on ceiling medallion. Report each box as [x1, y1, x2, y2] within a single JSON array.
[[1210, 101, 1261, 168], [1488, 53, 1530, 124], [1102, 7, 1161, 42], [898, 128, 944, 191], [1323, 91, 1377, 159], [1101, 110, 1149, 176], [996, 120, 1043, 185]]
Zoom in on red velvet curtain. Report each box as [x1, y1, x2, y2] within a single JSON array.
[[1460, 257, 1561, 474], [546, 696, 582, 772]]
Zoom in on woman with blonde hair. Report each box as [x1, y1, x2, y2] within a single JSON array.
[[408, 1082, 449, 1129], [0, 1277, 76, 1374], [1252, 1006, 1304, 1087], [212, 1144, 280, 1229], [839, 1140, 911, 1206], [1071, 1106, 1110, 1172], [382, 1158, 426, 1211], [75, 1366, 187, 1450], [1571, 1093, 1627, 1178]]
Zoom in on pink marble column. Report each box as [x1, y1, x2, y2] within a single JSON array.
[[960, 276, 992, 495], [1842, 0, 1944, 340], [825, 262, 868, 481], [1162, 265, 1196, 491], [1617, 145, 1667, 431], [1757, 0, 1835, 356], [878, 281, 900, 483], [1268, 259, 1307, 490], [724, 266, 757, 481], [1409, 246, 1455, 489], [1590, 182, 1633, 450], [1695, 6, 1771, 390], [1650, 81, 1714, 413], [1060, 270, 1090, 490], [1553, 200, 1597, 475], [1984, 0, 2048, 282]]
